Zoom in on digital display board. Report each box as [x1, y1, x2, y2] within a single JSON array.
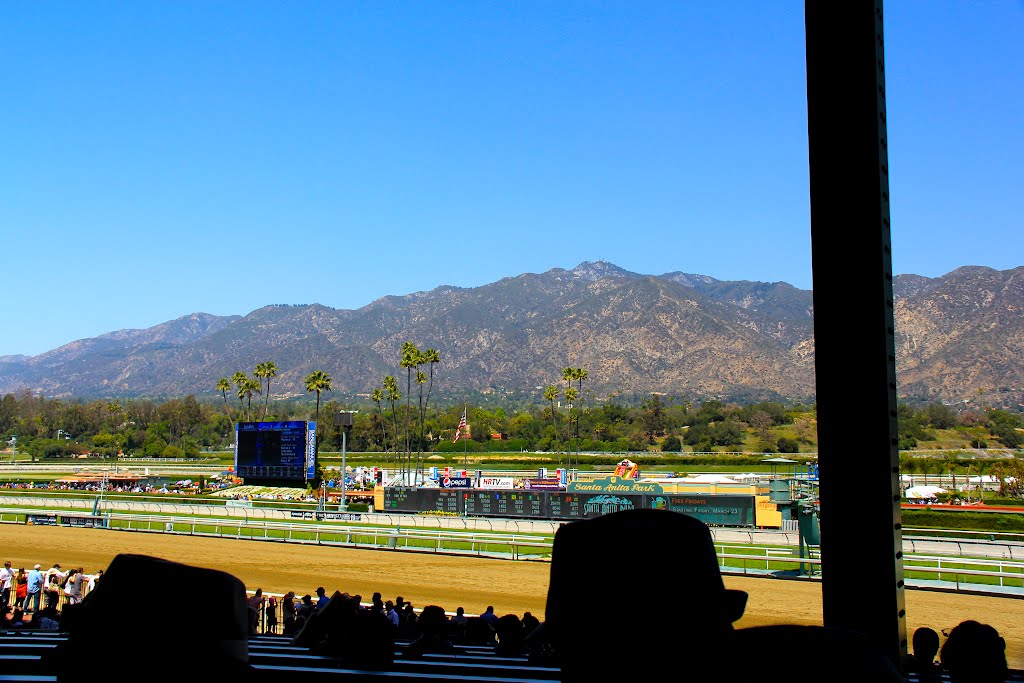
[[235, 421, 315, 485], [647, 494, 755, 526], [381, 488, 757, 526]]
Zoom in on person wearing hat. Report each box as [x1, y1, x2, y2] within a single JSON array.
[[43, 554, 251, 680], [44, 563, 65, 584], [26, 564, 44, 614], [545, 509, 748, 682]]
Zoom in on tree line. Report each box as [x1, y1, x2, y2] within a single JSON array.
[[2, 364, 1021, 463]]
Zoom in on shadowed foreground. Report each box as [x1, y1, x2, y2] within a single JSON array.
[[1, 523, 1019, 668]]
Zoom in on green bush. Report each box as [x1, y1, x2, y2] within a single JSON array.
[[661, 436, 682, 452], [902, 509, 1024, 533], [777, 437, 800, 454]]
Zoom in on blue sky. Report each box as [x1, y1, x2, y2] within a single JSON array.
[[2, 2, 1021, 356]]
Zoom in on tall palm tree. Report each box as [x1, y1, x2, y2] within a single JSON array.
[[575, 367, 588, 441], [421, 348, 441, 436], [232, 372, 249, 417], [216, 378, 231, 406], [399, 342, 420, 477], [303, 370, 333, 425], [254, 361, 278, 420], [562, 367, 575, 470], [544, 385, 560, 465], [383, 375, 401, 477], [415, 369, 428, 466], [238, 377, 261, 422], [371, 387, 387, 453], [565, 386, 579, 470]]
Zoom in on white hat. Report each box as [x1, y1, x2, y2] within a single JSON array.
[[34, 564, 41, 570]]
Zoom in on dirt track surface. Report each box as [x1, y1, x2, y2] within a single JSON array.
[[2, 524, 1021, 668]]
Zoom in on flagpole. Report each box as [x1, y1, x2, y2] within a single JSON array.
[[462, 401, 468, 468]]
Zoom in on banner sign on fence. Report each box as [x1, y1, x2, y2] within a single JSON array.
[[524, 478, 562, 490], [26, 514, 58, 526], [289, 511, 362, 521], [64, 516, 106, 528]]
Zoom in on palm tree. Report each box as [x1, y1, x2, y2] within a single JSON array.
[[238, 377, 261, 421], [383, 375, 401, 478], [303, 370, 333, 425], [415, 369, 428, 467], [399, 342, 420, 477], [371, 387, 387, 453], [421, 348, 441, 438], [575, 368, 588, 441], [254, 361, 278, 420], [565, 386, 579, 470], [216, 378, 231, 407], [232, 371, 248, 415], [562, 368, 574, 470], [544, 385, 560, 465]]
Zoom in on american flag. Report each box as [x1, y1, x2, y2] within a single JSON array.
[[453, 409, 467, 442]]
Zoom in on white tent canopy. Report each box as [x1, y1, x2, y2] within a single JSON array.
[[684, 474, 740, 484], [904, 485, 947, 500]]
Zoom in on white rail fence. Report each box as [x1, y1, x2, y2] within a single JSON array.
[[3, 507, 1023, 594]]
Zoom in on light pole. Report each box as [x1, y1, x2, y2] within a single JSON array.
[[334, 411, 357, 511]]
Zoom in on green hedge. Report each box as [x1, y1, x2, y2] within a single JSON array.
[[902, 509, 1024, 533]]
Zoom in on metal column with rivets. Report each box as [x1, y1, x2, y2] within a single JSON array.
[[805, 0, 907, 664]]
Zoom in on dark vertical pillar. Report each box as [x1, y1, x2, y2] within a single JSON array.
[[804, 0, 906, 663]]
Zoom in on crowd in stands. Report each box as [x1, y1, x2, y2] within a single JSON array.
[[1, 560, 102, 631], [1, 510, 1015, 682], [246, 585, 545, 657], [0, 481, 202, 495]]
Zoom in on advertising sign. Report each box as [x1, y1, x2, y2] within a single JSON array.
[[647, 494, 755, 526], [525, 478, 562, 490], [26, 514, 58, 526], [289, 511, 362, 522], [567, 476, 664, 495], [64, 516, 106, 528], [440, 477, 472, 488], [478, 477, 515, 490], [306, 421, 317, 481]]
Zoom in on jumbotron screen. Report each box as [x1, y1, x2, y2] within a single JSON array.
[[235, 421, 316, 484]]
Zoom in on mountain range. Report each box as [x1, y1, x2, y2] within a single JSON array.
[[2, 261, 1022, 407]]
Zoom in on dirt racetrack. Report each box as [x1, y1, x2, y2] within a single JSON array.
[[2, 524, 1021, 668]]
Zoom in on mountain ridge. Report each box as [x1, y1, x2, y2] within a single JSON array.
[[2, 262, 1021, 406]]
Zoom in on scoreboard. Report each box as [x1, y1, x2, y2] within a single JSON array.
[[235, 421, 316, 485], [382, 487, 755, 525]]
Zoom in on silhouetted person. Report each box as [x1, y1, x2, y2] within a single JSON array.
[[522, 611, 540, 637], [282, 592, 297, 634], [449, 606, 468, 642], [546, 509, 748, 682], [371, 592, 384, 616], [940, 620, 1008, 683], [494, 614, 527, 657], [480, 605, 498, 627], [902, 627, 941, 681], [406, 605, 456, 657], [294, 591, 394, 669]]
